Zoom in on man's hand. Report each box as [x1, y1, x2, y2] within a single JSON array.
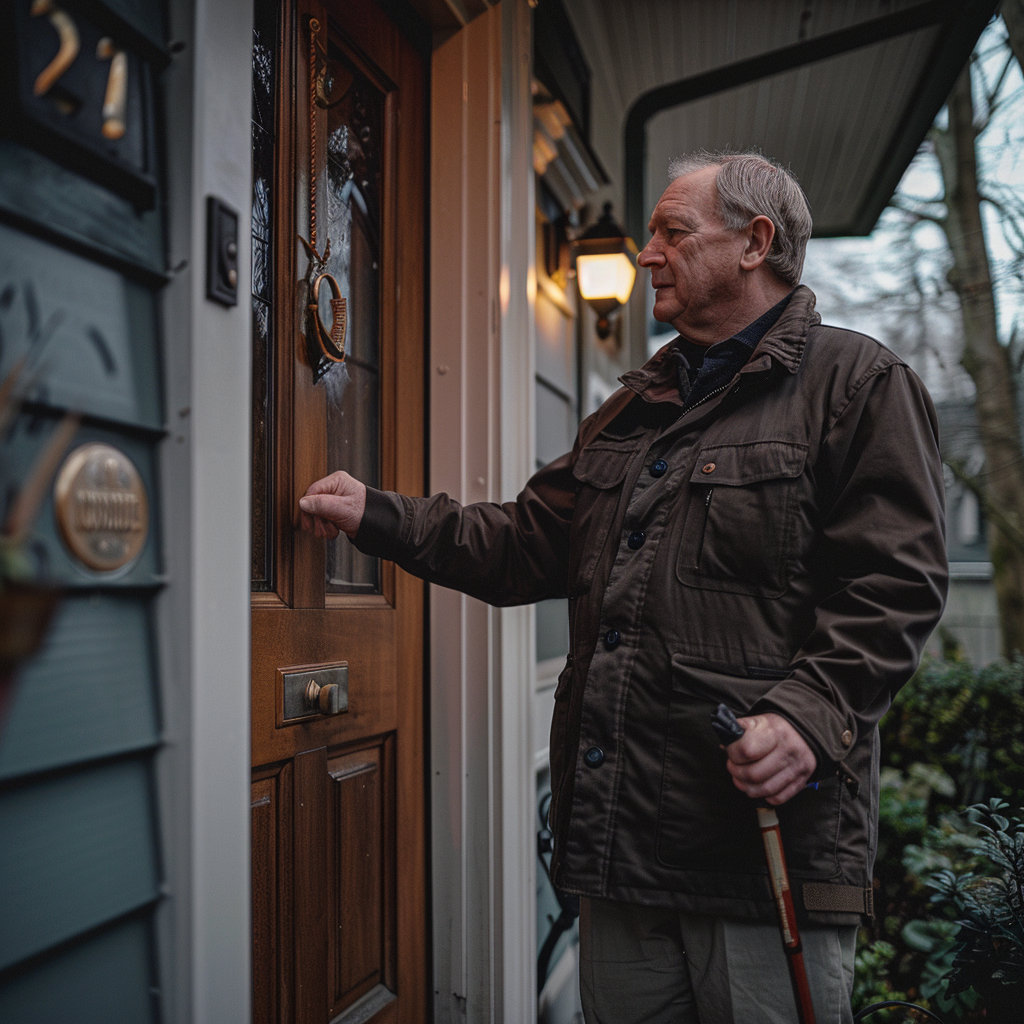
[[298, 471, 367, 539], [724, 713, 816, 806]]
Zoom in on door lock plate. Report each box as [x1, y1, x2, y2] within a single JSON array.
[[282, 662, 349, 721]]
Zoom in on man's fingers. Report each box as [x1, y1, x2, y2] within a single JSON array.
[[303, 470, 351, 497], [724, 716, 774, 764], [723, 712, 816, 804], [727, 747, 790, 785], [298, 493, 353, 524], [298, 473, 367, 538]]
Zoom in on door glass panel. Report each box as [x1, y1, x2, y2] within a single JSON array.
[[250, 0, 277, 591], [322, 38, 383, 595]]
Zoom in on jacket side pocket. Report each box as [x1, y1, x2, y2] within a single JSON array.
[[656, 656, 834, 875]]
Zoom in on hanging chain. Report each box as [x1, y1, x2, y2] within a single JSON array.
[[308, 17, 319, 250]]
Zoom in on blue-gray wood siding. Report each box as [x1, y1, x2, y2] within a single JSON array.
[[0, 915, 158, 1024], [0, 3, 168, 1015]]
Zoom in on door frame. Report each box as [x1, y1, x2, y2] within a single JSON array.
[[157, 0, 256, 1021], [155, 0, 539, 1020], [428, 3, 538, 1022]]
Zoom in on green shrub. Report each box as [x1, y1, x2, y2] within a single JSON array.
[[881, 657, 1024, 809], [926, 801, 1024, 1010], [858, 657, 1024, 1020]]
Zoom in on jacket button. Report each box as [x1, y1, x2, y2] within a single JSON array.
[[603, 629, 621, 650], [701, 462, 716, 474], [627, 530, 646, 549], [841, 729, 853, 747], [584, 746, 605, 768], [650, 459, 668, 478]]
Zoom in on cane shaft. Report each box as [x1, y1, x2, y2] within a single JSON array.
[[757, 806, 817, 1024], [786, 951, 816, 1024]]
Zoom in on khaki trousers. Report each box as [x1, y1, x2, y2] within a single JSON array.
[[579, 898, 857, 1024]]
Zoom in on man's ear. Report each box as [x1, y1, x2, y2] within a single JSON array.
[[739, 215, 775, 271]]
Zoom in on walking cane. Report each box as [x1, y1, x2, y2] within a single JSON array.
[[711, 704, 817, 1024]]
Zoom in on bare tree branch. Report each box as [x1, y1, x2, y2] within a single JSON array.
[[889, 195, 946, 225], [948, 459, 1024, 554], [1003, 0, 1024, 73]]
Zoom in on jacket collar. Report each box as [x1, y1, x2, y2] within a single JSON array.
[[619, 284, 820, 401]]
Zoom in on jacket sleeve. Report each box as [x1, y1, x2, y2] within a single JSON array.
[[749, 362, 949, 782], [351, 451, 578, 606]]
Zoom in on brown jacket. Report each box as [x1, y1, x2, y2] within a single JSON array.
[[355, 287, 948, 924]]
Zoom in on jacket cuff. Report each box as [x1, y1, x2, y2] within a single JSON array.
[[748, 677, 859, 790], [353, 487, 409, 559]]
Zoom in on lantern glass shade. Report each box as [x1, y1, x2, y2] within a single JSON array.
[[576, 252, 637, 306]]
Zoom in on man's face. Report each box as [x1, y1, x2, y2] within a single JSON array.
[[637, 166, 751, 337]]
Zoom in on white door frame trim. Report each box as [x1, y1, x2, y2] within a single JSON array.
[[158, 0, 254, 1020], [429, 2, 538, 1020]]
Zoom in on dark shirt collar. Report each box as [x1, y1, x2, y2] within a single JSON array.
[[731, 290, 795, 350], [619, 285, 819, 405]]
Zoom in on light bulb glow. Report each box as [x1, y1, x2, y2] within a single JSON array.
[[576, 253, 636, 305]]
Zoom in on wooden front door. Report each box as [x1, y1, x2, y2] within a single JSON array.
[[249, 1, 426, 1021]]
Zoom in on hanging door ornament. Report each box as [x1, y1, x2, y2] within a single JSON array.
[[298, 17, 347, 383]]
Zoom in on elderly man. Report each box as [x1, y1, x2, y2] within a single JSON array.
[[299, 152, 948, 1023]]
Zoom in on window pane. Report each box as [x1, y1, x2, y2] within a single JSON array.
[[322, 40, 384, 595], [250, 0, 276, 591]]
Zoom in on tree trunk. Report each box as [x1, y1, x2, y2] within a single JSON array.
[[934, 66, 1024, 657], [1003, 0, 1024, 73]]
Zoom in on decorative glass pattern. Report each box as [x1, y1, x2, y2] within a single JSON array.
[[321, 40, 383, 595], [250, 0, 276, 591]]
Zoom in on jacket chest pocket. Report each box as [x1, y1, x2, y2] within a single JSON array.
[[676, 441, 808, 598], [568, 443, 639, 595]]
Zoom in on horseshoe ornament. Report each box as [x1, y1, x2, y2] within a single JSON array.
[[308, 272, 347, 363]]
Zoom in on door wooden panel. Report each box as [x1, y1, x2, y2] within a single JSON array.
[[250, 1, 426, 1021]]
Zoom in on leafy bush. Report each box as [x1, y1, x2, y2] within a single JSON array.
[[857, 657, 1024, 1020], [881, 657, 1024, 809], [852, 940, 907, 1022], [926, 802, 1024, 1010]]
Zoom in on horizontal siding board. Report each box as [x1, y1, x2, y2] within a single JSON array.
[[0, 913, 157, 1024], [0, 594, 159, 782], [0, 417, 162, 586], [0, 141, 164, 279], [0, 223, 163, 431], [0, 756, 161, 970]]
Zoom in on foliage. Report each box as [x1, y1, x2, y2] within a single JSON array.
[[879, 656, 1024, 812], [852, 941, 908, 1022], [926, 801, 1024, 1004], [857, 658, 1024, 1020], [0, 358, 78, 589]]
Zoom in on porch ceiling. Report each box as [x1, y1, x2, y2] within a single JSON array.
[[564, 0, 999, 240]]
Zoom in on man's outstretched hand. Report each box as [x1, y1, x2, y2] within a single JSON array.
[[298, 471, 367, 539], [723, 713, 816, 806]]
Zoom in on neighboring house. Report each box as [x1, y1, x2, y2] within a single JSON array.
[[0, 2, 997, 1023], [931, 399, 1002, 665]]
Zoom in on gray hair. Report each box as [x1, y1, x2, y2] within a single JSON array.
[[667, 150, 812, 286]]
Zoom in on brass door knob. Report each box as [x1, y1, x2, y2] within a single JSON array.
[[305, 678, 343, 715]]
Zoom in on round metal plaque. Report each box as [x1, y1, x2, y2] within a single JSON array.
[[54, 443, 149, 572]]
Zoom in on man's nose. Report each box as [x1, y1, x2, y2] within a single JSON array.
[[637, 241, 662, 267]]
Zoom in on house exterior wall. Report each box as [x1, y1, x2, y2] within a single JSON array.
[[0, 3, 170, 1018], [0, 0, 253, 1019]]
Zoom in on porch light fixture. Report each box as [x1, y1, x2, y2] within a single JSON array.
[[574, 202, 637, 339]]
